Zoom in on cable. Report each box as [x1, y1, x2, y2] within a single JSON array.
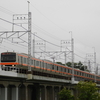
[[0, 18, 27, 31], [32, 23, 61, 41], [30, 4, 68, 33], [74, 53, 85, 60], [0, 6, 14, 15]]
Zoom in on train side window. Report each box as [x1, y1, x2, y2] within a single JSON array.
[[61, 67, 62, 72], [17, 56, 19, 62], [57, 66, 58, 71], [85, 74, 87, 77], [58, 66, 60, 71], [40, 61, 41, 67], [24, 58, 26, 63], [41, 62, 43, 68], [68, 69, 69, 73], [64, 68, 66, 72], [50, 64, 52, 69], [47, 64, 49, 69], [74, 70, 76, 74], [66, 68, 68, 73], [49, 64, 50, 69], [87, 74, 88, 77], [46, 63, 48, 68], [18, 56, 20, 63], [48, 64, 51, 69], [44, 63, 47, 69], [70, 69, 71, 73], [52, 64, 54, 70], [21, 56, 23, 64], [31, 59, 33, 65], [34, 60, 36, 66], [36, 61, 39, 66], [82, 73, 84, 76]]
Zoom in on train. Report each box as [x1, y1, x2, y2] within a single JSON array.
[[0, 52, 100, 83]]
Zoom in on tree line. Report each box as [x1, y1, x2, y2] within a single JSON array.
[[58, 81, 100, 100], [56, 61, 88, 71]]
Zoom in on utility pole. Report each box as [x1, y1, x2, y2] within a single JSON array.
[[88, 60, 91, 72], [27, 1, 32, 72], [93, 47, 96, 82], [64, 51, 66, 66], [69, 31, 74, 83], [33, 32, 37, 58], [71, 38, 74, 83]]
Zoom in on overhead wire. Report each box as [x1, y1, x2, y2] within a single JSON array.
[[0, 5, 14, 15], [0, 18, 27, 31], [30, 4, 68, 33]]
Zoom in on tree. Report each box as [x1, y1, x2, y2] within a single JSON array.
[[66, 62, 72, 67], [58, 87, 74, 100], [76, 81, 100, 100], [57, 61, 87, 71], [56, 62, 65, 66]]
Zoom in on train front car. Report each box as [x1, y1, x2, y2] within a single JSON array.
[[0, 52, 18, 70]]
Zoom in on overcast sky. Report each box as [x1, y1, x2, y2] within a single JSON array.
[[0, 0, 100, 69]]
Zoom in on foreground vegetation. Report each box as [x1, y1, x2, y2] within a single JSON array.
[[58, 81, 100, 100]]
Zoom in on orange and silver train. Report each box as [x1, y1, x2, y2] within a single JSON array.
[[0, 52, 100, 83]]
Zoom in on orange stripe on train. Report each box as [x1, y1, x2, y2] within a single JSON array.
[[0, 62, 19, 65]]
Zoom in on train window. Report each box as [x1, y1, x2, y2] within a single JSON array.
[[64, 68, 66, 72], [57, 66, 58, 71], [50, 64, 52, 69], [66, 68, 68, 73], [70, 70, 72, 74], [24, 58, 26, 63], [85, 74, 87, 77], [88, 74, 90, 77], [18, 56, 20, 63], [68, 69, 69, 73], [21, 56, 23, 63], [36, 61, 39, 66], [40, 62, 43, 68], [31, 59, 33, 65], [74, 71, 76, 74], [81, 73, 83, 76], [48, 64, 50, 69], [87, 74, 88, 77], [61, 67, 62, 72], [58, 66, 60, 71], [82, 73, 84, 76], [52, 64, 54, 70], [40, 61, 41, 67], [47, 64, 49, 69], [54, 65, 55, 70], [88, 74, 89, 77], [33, 60, 35, 66], [44, 63, 47, 69], [1, 53, 16, 62]]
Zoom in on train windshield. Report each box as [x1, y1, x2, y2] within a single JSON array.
[[1, 53, 16, 62]]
